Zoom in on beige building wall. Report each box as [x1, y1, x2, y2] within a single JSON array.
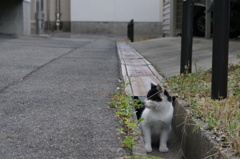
[[31, 0, 70, 34]]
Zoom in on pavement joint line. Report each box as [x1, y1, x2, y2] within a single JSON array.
[[0, 46, 80, 94], [20, 47, 78, 81], [10, 40, 93, 93]]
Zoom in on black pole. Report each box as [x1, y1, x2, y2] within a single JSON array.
[[211, 0, 230, 100], [180, 0, 194, 74], [128, 19, 134, 42], [131, 19, 134, 42]]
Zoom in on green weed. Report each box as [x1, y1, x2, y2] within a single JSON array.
[[109, 82, 144, 156], [122, 136, 136, 150]]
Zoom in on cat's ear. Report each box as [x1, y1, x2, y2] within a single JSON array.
[[150, 83, 157, 89], [157, 84, 163, 92]]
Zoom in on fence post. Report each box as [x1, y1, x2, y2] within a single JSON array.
[[211, 0, 230, 100], [180, 0, 194, 74], [128, 19, 134, 42]]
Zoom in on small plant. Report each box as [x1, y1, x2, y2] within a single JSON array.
[[122, 136, 136, 150], [109, 82, 144, 156], [237, 54, 240, 59]]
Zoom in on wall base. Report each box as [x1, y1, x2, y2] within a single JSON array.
[[71, 21, 162, 36], [31, 21, 71, 35]]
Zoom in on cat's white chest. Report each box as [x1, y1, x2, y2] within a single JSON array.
[[141, 103, 173, 124], [140, 83, 174, 152]]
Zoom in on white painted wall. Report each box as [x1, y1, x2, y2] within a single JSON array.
[[71, 0, 162, 22]]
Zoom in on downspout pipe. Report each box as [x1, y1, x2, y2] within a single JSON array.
[[35, 0, 45, 35], [55, 0, 62, 30], [47, 0, 50, 30]]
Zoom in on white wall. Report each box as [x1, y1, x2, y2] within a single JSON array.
[[71, 0, 161, 22]]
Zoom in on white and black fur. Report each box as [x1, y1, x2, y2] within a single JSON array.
[[139, 83, 174, 153]]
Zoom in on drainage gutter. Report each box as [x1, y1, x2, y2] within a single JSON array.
[[116, 41, 236, 159]]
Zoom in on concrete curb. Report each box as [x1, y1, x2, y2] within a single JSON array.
[[173, 100, 238, 159]]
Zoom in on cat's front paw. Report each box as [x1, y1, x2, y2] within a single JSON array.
[[159, 146, 169, 153], [145, 144, 152, 152]]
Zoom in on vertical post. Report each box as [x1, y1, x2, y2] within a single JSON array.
[[169, 0, 177, 36], [47, 0, 50, 30], [205, 0, 211, 39], [211, 0, 230, 99], [128, 19, 134, 42], [180, 0, 194, 74], [55, 0, 62, 30], [35, 0, 45, 35]]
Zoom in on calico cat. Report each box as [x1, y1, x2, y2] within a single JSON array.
[[139, 83, 174, 153]]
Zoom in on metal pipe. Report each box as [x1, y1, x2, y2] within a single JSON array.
[[211, 0, 230, 99], [180, 0, 194, 74], [47, 0, 50, 30], [35, 0, 45, 35], [55, 0, 62, 30]]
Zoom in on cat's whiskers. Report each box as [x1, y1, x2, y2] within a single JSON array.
[[141, 90, 163, 104]]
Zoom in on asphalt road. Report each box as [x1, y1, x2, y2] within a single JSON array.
[[0, 34, 123, 159]]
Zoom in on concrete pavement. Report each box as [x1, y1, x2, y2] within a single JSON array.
[[0, 34, 123, 159], [130, 37, 240, 78]]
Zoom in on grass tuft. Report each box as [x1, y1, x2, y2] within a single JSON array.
[[166, 64, 240, 155], [108, 83, 142, 154]]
